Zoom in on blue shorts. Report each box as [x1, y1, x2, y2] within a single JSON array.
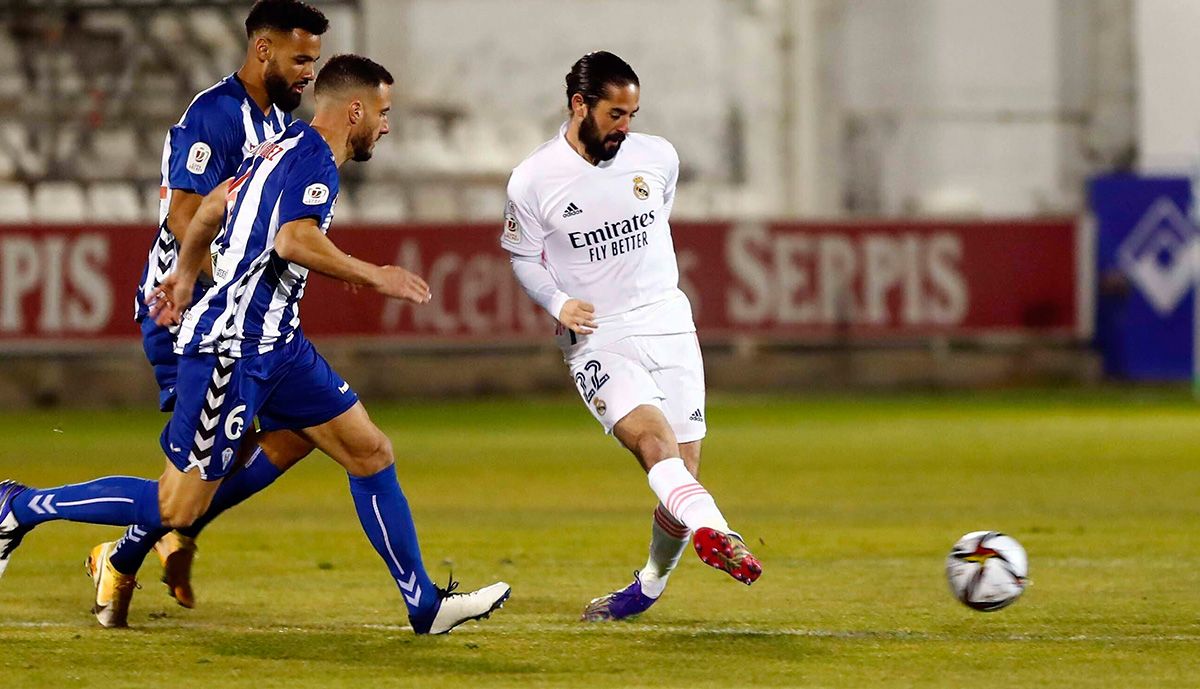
[[140, 318, 179, 412], [160, 335, 358, 481]]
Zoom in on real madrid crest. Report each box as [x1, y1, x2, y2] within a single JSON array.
[[593, 397, 608, 416], [632, 176, 650, 200]]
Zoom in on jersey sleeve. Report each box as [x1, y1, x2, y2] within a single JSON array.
[[277, 150, 339, 231], [167, 103, 242, 197], [661, 141, 680, 218], [500, 173, 547, 257], [510, 253, 571, 320]]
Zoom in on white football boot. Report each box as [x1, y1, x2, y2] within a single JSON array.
[[415, 580, 511, 635]]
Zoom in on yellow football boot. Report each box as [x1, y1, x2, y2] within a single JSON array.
[[85, 541, 139, 628], [154, 531, 197, 609]]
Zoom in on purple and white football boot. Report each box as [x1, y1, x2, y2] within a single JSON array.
[[581, 572, 660, 622]]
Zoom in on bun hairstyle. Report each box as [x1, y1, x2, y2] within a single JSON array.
[[564, 51, 639, 112]]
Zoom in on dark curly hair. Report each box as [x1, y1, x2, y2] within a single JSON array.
[[245, 0, 329, 37], [315, 54, 394, 97]]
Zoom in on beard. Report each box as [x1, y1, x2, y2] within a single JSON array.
[[579, 110, 625, 162], [350, 128, 376, 162], [264, 65, 303, 113]]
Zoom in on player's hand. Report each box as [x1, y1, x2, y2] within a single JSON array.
[[148, 272, 194, 326], [342, 280, 360, 295], [559, 299, 598, 335], [372, 265, 431, 304]]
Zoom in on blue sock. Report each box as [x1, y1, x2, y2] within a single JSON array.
[[348, 464, 438, 624], [108, 525, 170, 576], [11, 477, 161, 529], [177, 447, 282, 538], [108, 448, 283, 575]]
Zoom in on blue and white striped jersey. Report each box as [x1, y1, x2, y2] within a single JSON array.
[[135, 73, 291, 322], [174, 119, 339, 358]]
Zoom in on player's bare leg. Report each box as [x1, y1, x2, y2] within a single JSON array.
[[155, 461, 222, 528], [679, 439, 702, 476], [148, 428, 315, 608], [584, 410, 759, 621], [85, 461, 219, 627], [617, 405, 760, 584], [99, 428, 311, 613], [584, 409, 689, 621], [96, 424, 314, 623], [297, 401, 509, 634]]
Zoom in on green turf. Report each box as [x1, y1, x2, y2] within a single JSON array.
[[1, 390, 1198, 688]]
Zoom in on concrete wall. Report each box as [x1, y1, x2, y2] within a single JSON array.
[[838, 0, 1132, 216], [352, 0, 1133, 219], [360, 0, 728, 183], [1135, 0, 1200, 174]]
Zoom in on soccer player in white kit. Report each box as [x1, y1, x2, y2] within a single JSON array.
[[502, 52, 763, 621]]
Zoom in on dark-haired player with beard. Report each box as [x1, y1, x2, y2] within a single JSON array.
[[104, 0, 329, 626], [1, 55, 511, 636], [501, 51, 763, 622]]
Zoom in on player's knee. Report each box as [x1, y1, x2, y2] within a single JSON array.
[[378, 433, 394, 462], [364, 433, 394, 472], [346, 430, 393, 476], [158, 498, 202, 529], [156, 482, 209, 528]]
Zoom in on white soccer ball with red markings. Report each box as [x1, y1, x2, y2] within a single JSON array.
[[945, 530, 1028, 611]]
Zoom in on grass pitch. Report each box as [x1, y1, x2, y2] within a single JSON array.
[[1, 390, 1198, 688]]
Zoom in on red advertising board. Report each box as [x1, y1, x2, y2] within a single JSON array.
[[0, 219, 1087, 349]]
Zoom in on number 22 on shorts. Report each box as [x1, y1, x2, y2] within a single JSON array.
[[574, 360, 609, 403]]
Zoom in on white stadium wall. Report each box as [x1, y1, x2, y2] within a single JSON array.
[[840, 0, 1066, 215], [837, 0, 1131, 216], [1134, 0, 1200, 174], [0, 1, 1134, 223], [352, 0, 1132, 219]]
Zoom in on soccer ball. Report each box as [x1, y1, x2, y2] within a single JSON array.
[[945, 530, 1028, 611]]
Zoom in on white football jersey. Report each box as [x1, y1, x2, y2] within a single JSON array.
[[502, 125, 694, 354]]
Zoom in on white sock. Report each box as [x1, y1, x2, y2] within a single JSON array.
[[646, 457, 729, 533], [638, 504, 690, 599]]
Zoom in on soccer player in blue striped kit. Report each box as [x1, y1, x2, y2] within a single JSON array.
[[0, 54, 510, 635], [110, 0, 328, 628]]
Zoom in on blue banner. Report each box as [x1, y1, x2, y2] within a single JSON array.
[[1090, 174, 1196, 380]]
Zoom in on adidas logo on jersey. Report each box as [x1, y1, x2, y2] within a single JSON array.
[[562, 202, 583, 218], [689, 409, 705, 422]]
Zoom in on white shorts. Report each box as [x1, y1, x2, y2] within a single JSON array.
[[567, 332, 707, 443]]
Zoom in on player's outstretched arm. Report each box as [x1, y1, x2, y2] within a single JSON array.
[[151, 180, 230, 325], [275, 218, 431, 304]]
